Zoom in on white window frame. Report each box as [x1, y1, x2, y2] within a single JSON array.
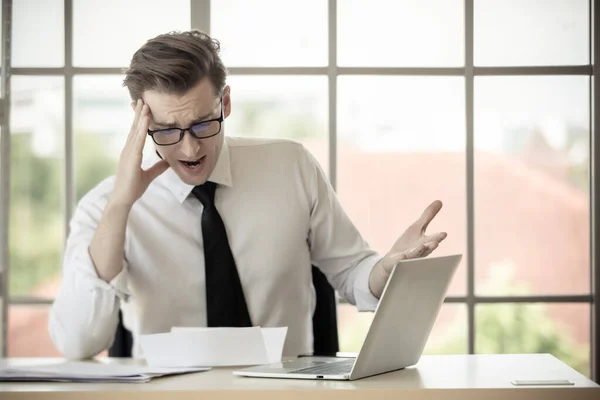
[[0, 0, 597, 382]]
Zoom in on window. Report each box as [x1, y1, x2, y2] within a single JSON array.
[[2, 0, 597, 381], [337, 76, 467, 296], [225, 75, 329, 171], [210, 0, 596, 378], [9, 76, 65, 299], [3, 0, 190, 357]]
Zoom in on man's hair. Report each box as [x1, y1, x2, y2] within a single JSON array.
[[123, 30, 227, 101]]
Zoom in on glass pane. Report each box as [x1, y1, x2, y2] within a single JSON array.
[[73, 0, 190, 67], [226, 75, 328, 172], [423, 304, 467, 355], [12, 0, 64, 67], [475, 0, 589, 66], [10, 76, 64, 298], [475, 76, 589, 295], [211, 0, 327, 67], [338, 0, 464, 67], [476, 303, 590, 377], [338, 303, 466, 354], [8, 305, 60, 356], [338, 76, 466, 295], [74, 76, 132, 202], [8, 304, 110, 357]]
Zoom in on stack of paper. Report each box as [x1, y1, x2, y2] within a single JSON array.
[[0, 361, 209, 383], [140, 326, 288, 368]]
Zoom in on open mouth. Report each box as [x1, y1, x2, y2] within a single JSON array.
[[179, 156, 206, 170]]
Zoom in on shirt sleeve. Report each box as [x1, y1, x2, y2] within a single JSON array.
[[302, 147, 381, 312], [48, 183, 131, 359]]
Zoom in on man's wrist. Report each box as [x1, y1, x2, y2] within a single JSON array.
[[106, 196, 134, 215], [369, 258, 387, 299]]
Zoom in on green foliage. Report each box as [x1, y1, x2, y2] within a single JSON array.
[[235, 100, 322, 140], [476, 303, 589, 376], [428, 268, 590, 376], [9, 133, 63, 296], [10, 133, 62, 212], [341, 267, 589, 377], [74, 133, 117, 202], [8, 131, 116, 296]]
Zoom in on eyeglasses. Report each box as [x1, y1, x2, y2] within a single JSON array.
[[147, 98, 224, 146]]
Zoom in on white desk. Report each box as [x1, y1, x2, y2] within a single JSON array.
[[0, 354, 598, 400]]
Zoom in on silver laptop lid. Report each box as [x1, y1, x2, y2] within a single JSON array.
[[349, 254, 462, 380]]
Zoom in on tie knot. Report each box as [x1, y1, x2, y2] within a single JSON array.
[[192, 181, 217, 207]]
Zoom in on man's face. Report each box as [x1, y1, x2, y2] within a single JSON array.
[[140, 78, 231, 186]]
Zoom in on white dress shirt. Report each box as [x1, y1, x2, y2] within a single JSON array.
[[49, 137, 381, 360]]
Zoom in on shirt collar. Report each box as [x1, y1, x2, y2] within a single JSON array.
[[159, 138, 233, 204]]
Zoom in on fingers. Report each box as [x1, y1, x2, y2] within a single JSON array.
[[393, 241, 439, 265], [418, 200, 443, 232], [421, 241, 439, 257], [134, 104, 150, 151], [143, 159, 170, 183], [408, 244, 428, 258], [126, 99, 144, 146], [427, 231, 448, 243], [120, 102, 149, 170]]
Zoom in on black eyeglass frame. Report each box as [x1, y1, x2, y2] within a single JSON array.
[[147, 97, 224, 146]]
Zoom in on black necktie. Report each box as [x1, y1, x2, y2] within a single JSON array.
[[192, 181, 252, 327]]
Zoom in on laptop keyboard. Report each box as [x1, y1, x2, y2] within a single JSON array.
[[288, 359, 355, 375]]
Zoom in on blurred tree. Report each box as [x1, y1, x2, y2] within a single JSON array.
[[9, 132, 62, 296], [505, 123, 589, 193], [74, 132, 117, 202], [340, 266, 589, 377], [234, 99, 322, 140], [8, 131, 116, 297], [427, 267, 590, 376], [425, 303, 589, 376]]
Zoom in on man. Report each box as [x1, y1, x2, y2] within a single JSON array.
[[49, 30, 447, 360]]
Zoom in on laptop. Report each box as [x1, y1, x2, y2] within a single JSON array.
[[233, 253, 462, 381]]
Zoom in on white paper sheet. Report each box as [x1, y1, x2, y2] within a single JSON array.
[[0, 360, 209, 383], [139, 326, 288, 368]]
